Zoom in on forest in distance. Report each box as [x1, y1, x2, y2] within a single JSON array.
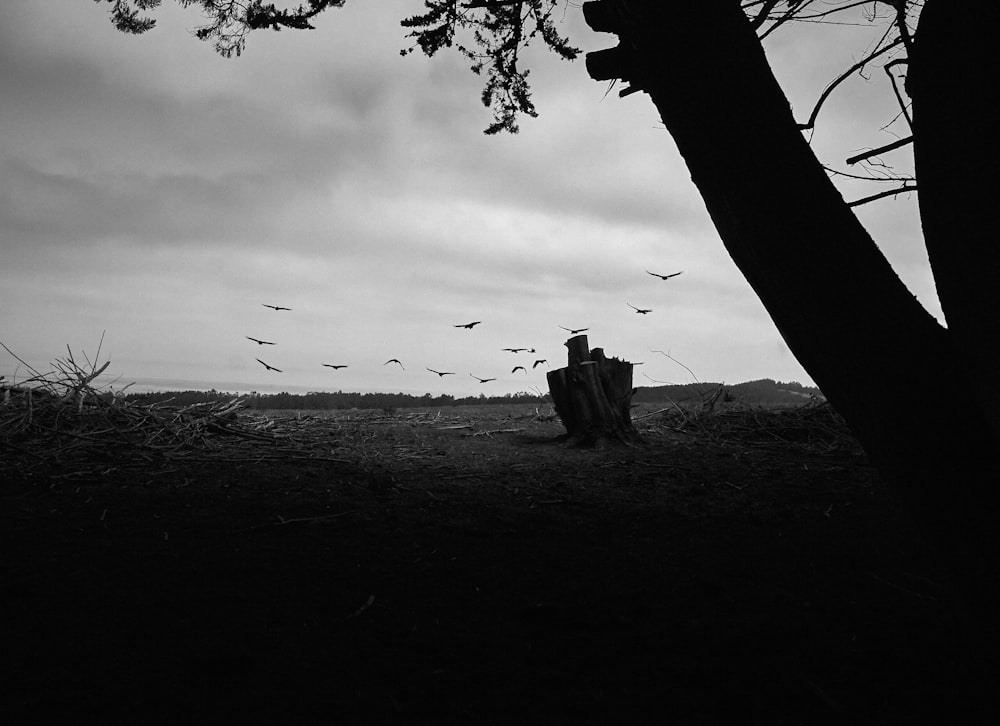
[[117, 378, 823, 411]]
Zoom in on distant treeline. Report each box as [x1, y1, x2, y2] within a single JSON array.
[[633, 378, 823, 407], [119, 378, 821, 411], [122, 389, 551, 410]]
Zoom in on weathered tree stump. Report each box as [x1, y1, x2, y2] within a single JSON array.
[[546, 335, 643, 446]]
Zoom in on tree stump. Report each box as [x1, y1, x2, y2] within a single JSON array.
[[546, 335, 643, 446]]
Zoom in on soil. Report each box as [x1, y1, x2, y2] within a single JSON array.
[[2, 404, 996, 723]]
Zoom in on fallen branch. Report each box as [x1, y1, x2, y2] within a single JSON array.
[[469, 427, 524, 437]]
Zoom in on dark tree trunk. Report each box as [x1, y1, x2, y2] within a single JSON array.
[[583, 0, 1000, 603], [547, 335, 643, 446], [908, 0, 1000, 441]]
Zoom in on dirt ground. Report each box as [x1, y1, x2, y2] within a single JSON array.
[[2, 403, 997, 723]]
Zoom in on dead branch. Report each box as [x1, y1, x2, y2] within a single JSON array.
[[798, 37, 903, 131], [469, 427, 525, 437], [845, 135, 913, 165], [883, 58, 912, 129], [847, 184, 917, 207]]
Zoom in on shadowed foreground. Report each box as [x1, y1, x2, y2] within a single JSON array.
[[2, 404, 996, 723]]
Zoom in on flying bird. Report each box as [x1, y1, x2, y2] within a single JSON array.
[[322, 364, 348, 370], [532, 359, 548, 369], [646, 269, 684, 280], [503, 348, 527, 353], [512, 366, 527, 374], [454, 321, 482, 329], [427, 368, 455, 377], [256, 358, 281, 372], [384, 359, 405, 369], [246, 336, 275, 346], [262, 304, 292, 311], [559, 326, 589, 334], [471, 374, 496, 383], [628, 303, 653, 314]]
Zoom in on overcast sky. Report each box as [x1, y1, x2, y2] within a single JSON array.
[[0, 1, 933, 396]]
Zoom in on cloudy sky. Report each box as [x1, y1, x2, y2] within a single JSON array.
[[0, 1, 932, 396]]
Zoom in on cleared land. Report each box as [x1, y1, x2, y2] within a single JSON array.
[[2, 400, 996, 723]]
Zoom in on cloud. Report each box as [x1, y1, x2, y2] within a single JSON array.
[[0, 1, 826, 393]]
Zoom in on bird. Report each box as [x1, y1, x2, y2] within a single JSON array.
[[262, 303, 292, 311], [454, 321, 482, 329], [559, 326, 589, 334], [384, 359, 404, 369], [628, 303, 653, 314], [471, 374, 496, 383], [503, 348, 527, 353], [256, 358, 281, 372], [646, 269, 684, 280], [427, 368, 455, 377], [512, 366, 527, 374], [532, 359, 547, 369], [246, 336, 275, 346], [322, 364, 348, 370]]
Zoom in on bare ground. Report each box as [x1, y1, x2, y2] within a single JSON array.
[[2, 403, 996, 723]]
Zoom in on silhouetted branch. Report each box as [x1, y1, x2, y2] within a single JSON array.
[[846, 135, 913, 165], [884, 58, 913, 129], [751, 0, 899, 41], [823, 165, 913, 185], [798, 37, 903, 130], [400, 0, 578, 134], [463, 0, 525, 6], [97, 0, 577, 134], [891, 0, 916, 53], [847, 184, 917, 207], [746, 0, 782, 30]]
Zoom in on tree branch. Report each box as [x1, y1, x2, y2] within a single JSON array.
[[891, 0, 916, 53], [847, 184, 917, 207], [798, 37, 903, 130], [884, 58, 913, 129], [747, 0, 782, 30], [463, 0, 525, 6], [846, 135, 914, 165], [823, 164, 914, 184]]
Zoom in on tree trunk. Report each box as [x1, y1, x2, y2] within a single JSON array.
[[583, 0, 1000, 603], [547, 335, 643, 446], [908, 0, 1000, 442]]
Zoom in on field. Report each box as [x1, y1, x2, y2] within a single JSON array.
[[2, 399, 996, 723]]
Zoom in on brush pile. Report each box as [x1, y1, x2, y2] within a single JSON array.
[[630, 383, 861, 455], [1, 346, 284, 479], [680, 400, 863, 455]]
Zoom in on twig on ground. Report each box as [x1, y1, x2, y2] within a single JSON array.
[[238, 510, 357, 533], [469, 427, 524, 437], [345, 594, 376, 621]]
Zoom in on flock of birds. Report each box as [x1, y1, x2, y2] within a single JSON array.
[[247, 269, 683, 383]]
